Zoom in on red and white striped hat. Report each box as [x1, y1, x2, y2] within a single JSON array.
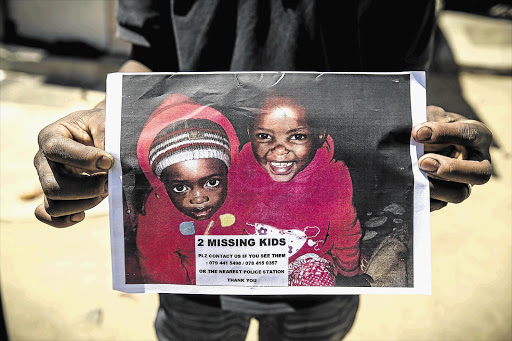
[[148, 118, 231, 178]]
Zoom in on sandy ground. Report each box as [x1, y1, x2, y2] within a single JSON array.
[[1, 11, 511, 341]]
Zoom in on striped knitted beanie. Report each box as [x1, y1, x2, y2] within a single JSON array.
[[149, 119, 231, 178]]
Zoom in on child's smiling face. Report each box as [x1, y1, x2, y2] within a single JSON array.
[[250, 97, 317, 183], [160, 159, 228, 220]]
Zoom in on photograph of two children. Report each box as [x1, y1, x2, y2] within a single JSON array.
[[106, 72, 430, 295]]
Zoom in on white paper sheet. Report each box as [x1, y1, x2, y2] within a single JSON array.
[[106, 71, 430, 294]]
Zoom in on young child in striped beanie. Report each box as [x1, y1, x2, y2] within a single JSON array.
[[149, 118, 231, 221], [136, 93, 239, 284]]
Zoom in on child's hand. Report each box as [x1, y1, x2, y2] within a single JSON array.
[[412, 106, 492, 211], [34, 107, 113, 227]]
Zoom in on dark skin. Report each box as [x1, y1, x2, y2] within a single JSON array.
[[250, 97, 321, 183], [159, 159, 228, 221], [413, 106, 493, 210], [33, 60, 493, 227]]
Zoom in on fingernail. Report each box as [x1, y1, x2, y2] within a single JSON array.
[[96, 156, 113, 170], [420, 158, 439, 172], [416, 126, 432, 141], [70, 212, 85, 222]]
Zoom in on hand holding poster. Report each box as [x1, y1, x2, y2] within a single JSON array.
[[106, 72, 430, 294]]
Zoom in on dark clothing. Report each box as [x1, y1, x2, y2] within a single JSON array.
[[156, 294, 359, 341], [117, 0, 436, 73], [116, 1, 436, 339]]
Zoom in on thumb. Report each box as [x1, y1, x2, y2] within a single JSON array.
[[38, 108, 113, 171]]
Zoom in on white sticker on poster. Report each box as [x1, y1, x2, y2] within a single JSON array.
[[195, 235, 289, 286]]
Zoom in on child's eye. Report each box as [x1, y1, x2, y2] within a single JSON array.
[[172, 184, 189, 193], [255, 133, 272, 140], [205, 179, 221, 188], [290, 134, 308, 141]]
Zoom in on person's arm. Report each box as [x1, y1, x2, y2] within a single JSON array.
[[412, 106, 493, 211], [327, 163, 362, 277], [331, 215, 362, 277], [33, 60, 151, 227]]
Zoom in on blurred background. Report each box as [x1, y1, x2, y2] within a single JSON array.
[[0, 1, 511, 340]]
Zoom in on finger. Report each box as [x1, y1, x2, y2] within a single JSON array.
[[429, 178, 472, 204], [425, 105, 468, 123], [38, 131, 113, 171], [412, 120, 492, 149], [430, 199, 447, 212], [419, 154, 492, 185], [35, 203, 85, 228], [35, 150, 108, 200], [44, 195, 107, 217], [38, 111, 113, 171]]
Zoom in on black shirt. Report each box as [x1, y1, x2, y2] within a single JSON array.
[[117, 0, 436, 73], [115, 0, 435, 311]]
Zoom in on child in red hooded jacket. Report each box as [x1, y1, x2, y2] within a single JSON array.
[[136, 94, 239, 284], [231, 95, 362, 286]]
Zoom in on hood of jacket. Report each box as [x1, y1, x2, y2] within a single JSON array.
[[137, 93, 240, 204]]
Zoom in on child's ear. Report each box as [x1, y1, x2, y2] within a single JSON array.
[[313, 130, 327, 149], [246, 126, 252, 141], [317, 130, 327, 144]]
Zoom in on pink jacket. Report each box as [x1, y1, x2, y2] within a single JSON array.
[[230, 137, 362, 276]]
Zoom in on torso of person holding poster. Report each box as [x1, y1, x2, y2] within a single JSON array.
[[34, 0, 467, 340], [114, 1, 437, 340], [30, 0, 495, 339]]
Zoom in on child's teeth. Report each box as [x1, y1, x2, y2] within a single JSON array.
[[271, 162, 292, 168]]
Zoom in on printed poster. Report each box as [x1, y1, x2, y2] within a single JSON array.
[[106, 72, 430, 294]]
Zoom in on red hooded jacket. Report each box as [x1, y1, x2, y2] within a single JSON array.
[[230, 137, 362, 277], [136, 94, 239, 284]]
